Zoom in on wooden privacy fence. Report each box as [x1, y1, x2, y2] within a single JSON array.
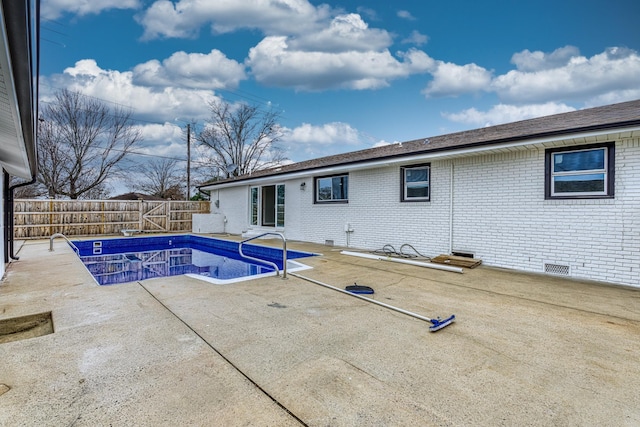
[[13, 199, 210, 239]]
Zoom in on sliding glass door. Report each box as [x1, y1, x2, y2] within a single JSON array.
[[250, 184, 285, 227]]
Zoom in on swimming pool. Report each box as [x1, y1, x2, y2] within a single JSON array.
[[72, 234, 316, 285]]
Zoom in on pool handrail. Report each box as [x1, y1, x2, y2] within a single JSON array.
[[238, 232, 287, 279], [49, 233, 80, 255]]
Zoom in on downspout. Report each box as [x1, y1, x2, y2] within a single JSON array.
[[8, 173, 37, 260], [449, 162, 454, 254], [3, 172, 9, 263]]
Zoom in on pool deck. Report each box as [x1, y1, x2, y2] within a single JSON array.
[[1, 235, 639, 426]]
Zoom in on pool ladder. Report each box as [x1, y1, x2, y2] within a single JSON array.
[[238, 232, 287, 279], [49, 233, 80, 254]]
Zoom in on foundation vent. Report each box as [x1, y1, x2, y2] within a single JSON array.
[[452, 251, 474, 258], [544, 262, 570, 276]]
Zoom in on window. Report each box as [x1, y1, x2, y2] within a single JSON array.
[[250, 187, 258, 225], [315, 174, 348, 203], [401, 164, 430, 202], [545, 142, 614, 199], [276, 184, 285, 227]]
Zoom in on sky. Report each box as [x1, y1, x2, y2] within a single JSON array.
[[38, 0, 640, 195]]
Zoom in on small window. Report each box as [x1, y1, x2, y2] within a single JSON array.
[[250, 187, 258, 225], [315, 174, 348, 203], [401, 164, 430, 202], [545, 142, 614, 199]]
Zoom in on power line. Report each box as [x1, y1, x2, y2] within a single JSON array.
[[40, 37, 66, 47], [41, 25, 69, 38], [39, 85, 385, 157]]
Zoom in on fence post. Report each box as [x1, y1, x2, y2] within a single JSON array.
[[139, 199, 144, 232], [48, 198, 53, 237]]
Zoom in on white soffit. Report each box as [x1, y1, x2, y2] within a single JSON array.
[[0, 12, 31, 179]]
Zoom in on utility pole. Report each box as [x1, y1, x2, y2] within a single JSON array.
[[186, 123, 191, 200]]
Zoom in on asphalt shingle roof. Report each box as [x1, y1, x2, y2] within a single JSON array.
[[204, 99, 640, 187]]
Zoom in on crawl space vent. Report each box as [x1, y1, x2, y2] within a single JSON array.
[[544, 263, 570, 276]]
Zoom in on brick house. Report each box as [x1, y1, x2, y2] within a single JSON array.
[[200, 100, 640, 287]]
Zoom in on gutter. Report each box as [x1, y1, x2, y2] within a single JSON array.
[[201, 123, 640, 191], [0, 0, 39, 177]]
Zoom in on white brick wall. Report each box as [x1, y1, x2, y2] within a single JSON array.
[[291, 166, 451, 254], [214, 137, 640, 288], [450, 139, 639, 286], [210, 186, 248, 234]]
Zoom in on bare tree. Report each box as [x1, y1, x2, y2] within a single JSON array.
[[197, 100, 286, 178], [37, 89, 142, 199], [132, 158, 185, 200]]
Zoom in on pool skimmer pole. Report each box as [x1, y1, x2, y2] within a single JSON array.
[[290, 273, 455, 332]]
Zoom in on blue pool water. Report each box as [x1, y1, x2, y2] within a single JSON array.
[[72, 234, 315, 286]]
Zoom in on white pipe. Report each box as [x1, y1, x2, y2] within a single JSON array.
[[340, 250, 464, 274], [449, 162, 454, 254]]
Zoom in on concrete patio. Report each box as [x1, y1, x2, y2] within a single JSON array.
[[1, 236, 639, 426]]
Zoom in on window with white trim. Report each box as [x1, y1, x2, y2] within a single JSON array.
[[401, 164, 430, 202], [315, 174, 348, 203], [250, 187, 258, 225], [545, 142, 614, 199]]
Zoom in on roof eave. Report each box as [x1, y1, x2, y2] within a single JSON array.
[[0, 0, 38, 179], [200, 116, 640, 191]]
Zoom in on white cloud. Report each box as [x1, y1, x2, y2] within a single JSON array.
[[137, 0, 332, 40], [288, 14, 392, 52], [285, 122, 360, 145], [136, 123, 185, 151], [422, 61, 493, 97], [127, 123, 189, 164], [583, 88, 640, 107], [46, 59, 217, 123], [138, 2, 435, 92], [42, 0, 140, 20], [492, 47, 640, 103], [443, 102, 576, 127], [402, 30, 428, 46], [422, 46, 640, 113], [247, 37, 433, 91], [511, 45, 581, 72], [397, 10, 416, 21], [132, 49, 246, 90], [281, 122, 363, 160]]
